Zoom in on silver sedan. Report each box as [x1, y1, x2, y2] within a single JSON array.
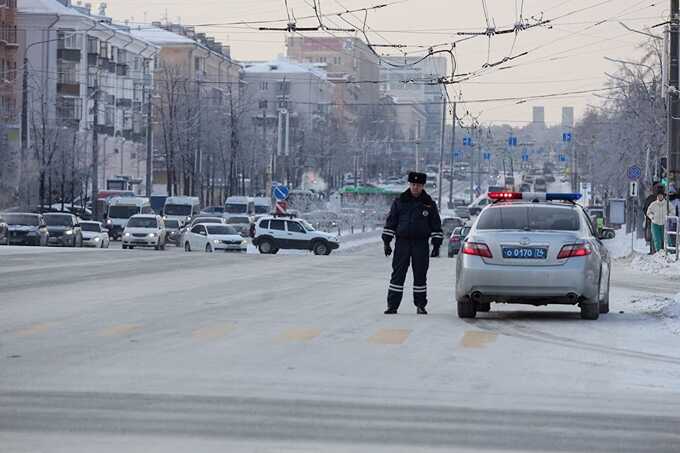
[[455, 194, 611, 320]]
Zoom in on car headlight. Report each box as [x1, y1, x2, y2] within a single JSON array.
[[106, 219, 112, 225], [186, 216, 192, 222], [94, 237, 101, 241], [147, 233, 157, 238], [213, 239, 221, 244], [124, 232, 131, 238], [241, 239, 247, 245], [64, 229, 73, 235]]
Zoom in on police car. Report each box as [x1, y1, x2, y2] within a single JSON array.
[[456, 192, 611, 320], [253, 213, 340, 255]]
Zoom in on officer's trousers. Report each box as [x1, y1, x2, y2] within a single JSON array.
[[387, 238, 430, 309]]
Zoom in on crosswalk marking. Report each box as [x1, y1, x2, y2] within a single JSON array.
[[278, 328, 321, 342], [99, 324, 141, 337], [192, 323, 236, 340], [460, 331, 498, 348], [369, 329, 411, 345], [16, 323, 50, 337]]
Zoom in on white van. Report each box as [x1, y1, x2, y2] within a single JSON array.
[[224, 196, 254, 217], [105, 197, 152, 239], [252, 197, 271, 216], [163, 196, 201, 226]]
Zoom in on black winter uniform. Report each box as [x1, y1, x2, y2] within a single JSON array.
[[382, 190, 444, 309]]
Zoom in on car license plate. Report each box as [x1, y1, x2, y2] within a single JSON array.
[[502, 247, 548, 259]]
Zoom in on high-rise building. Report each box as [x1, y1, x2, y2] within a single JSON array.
[[0, 0, 18, 124], [532, 106, 545, 125], [562, 106, 575, 128]]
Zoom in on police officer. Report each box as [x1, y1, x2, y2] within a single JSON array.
[[382, 172, 444, 315]]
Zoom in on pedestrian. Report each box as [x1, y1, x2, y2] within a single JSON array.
[[382, 172, 444, 315], [643, 182, 661, 255], [646, 186, 670, 255]]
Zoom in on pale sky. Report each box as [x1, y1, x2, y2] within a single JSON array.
[[107, 0, 667, 126]]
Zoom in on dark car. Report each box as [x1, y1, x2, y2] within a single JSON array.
[[448, 225, 471, 257], [519, 183, 532, 193], [441, 216, 465, 236], [43, 213, 83, 247], [454, 207, 471, 220], [0, 215, 8, 245], [3, 213, 49, 246]]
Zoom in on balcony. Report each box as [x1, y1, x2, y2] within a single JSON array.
[[57, 48, 81, 62], [0, 25, 18, 47], [57, 83, 80, 97]]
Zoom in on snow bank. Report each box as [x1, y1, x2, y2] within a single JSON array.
[[629, 252, 680, 276], [627, 294, 680, 335], [604, 229, 647, 259]]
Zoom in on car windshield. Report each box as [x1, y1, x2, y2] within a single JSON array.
[[301, 220, 315, 232], [225, 203, 248, 214], [254, 205, 269, 214], [164, 204, 192, 216], [227, 217, 249, 224], [127, 217, 158, 228], [4, 214, 40, 226], [194, 218, 221, 225], [80, 223, 101, 232], [165, 220, 180, 229], [477, 206, 580, 231], [109, 206, 140, 219], [44, 215, 74, 226], [206, 225, 238, 235]]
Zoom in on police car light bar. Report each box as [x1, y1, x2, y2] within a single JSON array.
[[488, 192, 582, 201]]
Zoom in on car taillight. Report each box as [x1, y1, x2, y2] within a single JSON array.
[[557, 243, 591, 259], [463, 242, 493, 258], [450, 236, 461, 243]]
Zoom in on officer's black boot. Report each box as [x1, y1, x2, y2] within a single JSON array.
[[384, 307, 398, 314], [417, 306, 428, 315]]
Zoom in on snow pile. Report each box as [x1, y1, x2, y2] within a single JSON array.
[[628, 294, 680, 335], [604, 229, 648, 259], [630, 252, 680, 277]]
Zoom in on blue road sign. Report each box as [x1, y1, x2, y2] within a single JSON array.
[[463, 136, 473, 146], [483, 152, 491, 161], [273, 185, 289, 201], [559, 154, 567, 162], [508, 136, 518, 147], [562, 132, 572, 142], [522, 154, 529, 162], [627, 165, 642, 181], [454, 151, 462, 161]]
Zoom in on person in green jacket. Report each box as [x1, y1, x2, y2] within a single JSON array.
[[646, 187, 670, 254]]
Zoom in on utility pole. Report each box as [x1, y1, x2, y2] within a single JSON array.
[[92, 75, 100, 219], [469, 128, 475, 204], [668, 0, 680, 188], [415, 120, 421, 172], [20, 55, 28, 206], [145, 89, 153, 198], [437, 96, 446, 207], [448, 102, 457, 207]]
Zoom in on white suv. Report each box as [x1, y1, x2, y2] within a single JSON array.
[[122, 214, 167, 250], [253, 214, 340, 255]]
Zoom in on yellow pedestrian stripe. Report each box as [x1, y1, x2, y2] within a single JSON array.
[[99, 324, 141, 337], [278, 328, 321, 342], [369, 329, 411, 345], [192, 323, 236, 340], [460, 331, 497, 348], [16, 323, 51, 337]]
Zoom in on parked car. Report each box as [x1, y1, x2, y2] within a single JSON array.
[[441, 216, 465, 236], [43, 213, 83, 247], [468, 197, 492, 216], [454, 207, 472, 220], [183, 223, 248, 253], [519, 183, 531, 193], [448, 225, 471, 257], [79, 221, 110, 248], [3, 213, 49, 246], [253, 214, 339, 255], [122, 215, 167, 250], [0, 215, 8, 245], [534, 177, 548, 192], [226, 215, 253, 237]]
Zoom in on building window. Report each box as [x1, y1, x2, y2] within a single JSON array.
[[57, 97, 82, 122], [258, 100, 268, 109], [58, 60, 80, 84], [105, 106, 115, 127], [58, 30, 81, 50]]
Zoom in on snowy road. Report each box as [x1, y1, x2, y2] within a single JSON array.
[[0, 245, 679, 452]]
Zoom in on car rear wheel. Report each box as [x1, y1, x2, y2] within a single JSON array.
[[128, 245, 135, 250], [457, 299, 477, 319], [313, 241, 329, 256], [122, 244, 128, 249], [599, 271, 610, 314], [580, 300, 599, 320], [258, 239, 274, 254], [206, 244, 213, 253], [184, 242, 191, 252]]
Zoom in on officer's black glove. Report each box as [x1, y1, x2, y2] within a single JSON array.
[[384, 243, 393, 257], [430, 246, 440, 258]]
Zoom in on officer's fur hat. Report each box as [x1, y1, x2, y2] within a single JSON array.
[[408, 172, 427, 184]]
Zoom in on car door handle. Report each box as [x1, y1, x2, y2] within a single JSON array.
[[287, 233, 293, 235]]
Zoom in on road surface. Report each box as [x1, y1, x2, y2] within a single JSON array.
[[0, 244, 679, 452]]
